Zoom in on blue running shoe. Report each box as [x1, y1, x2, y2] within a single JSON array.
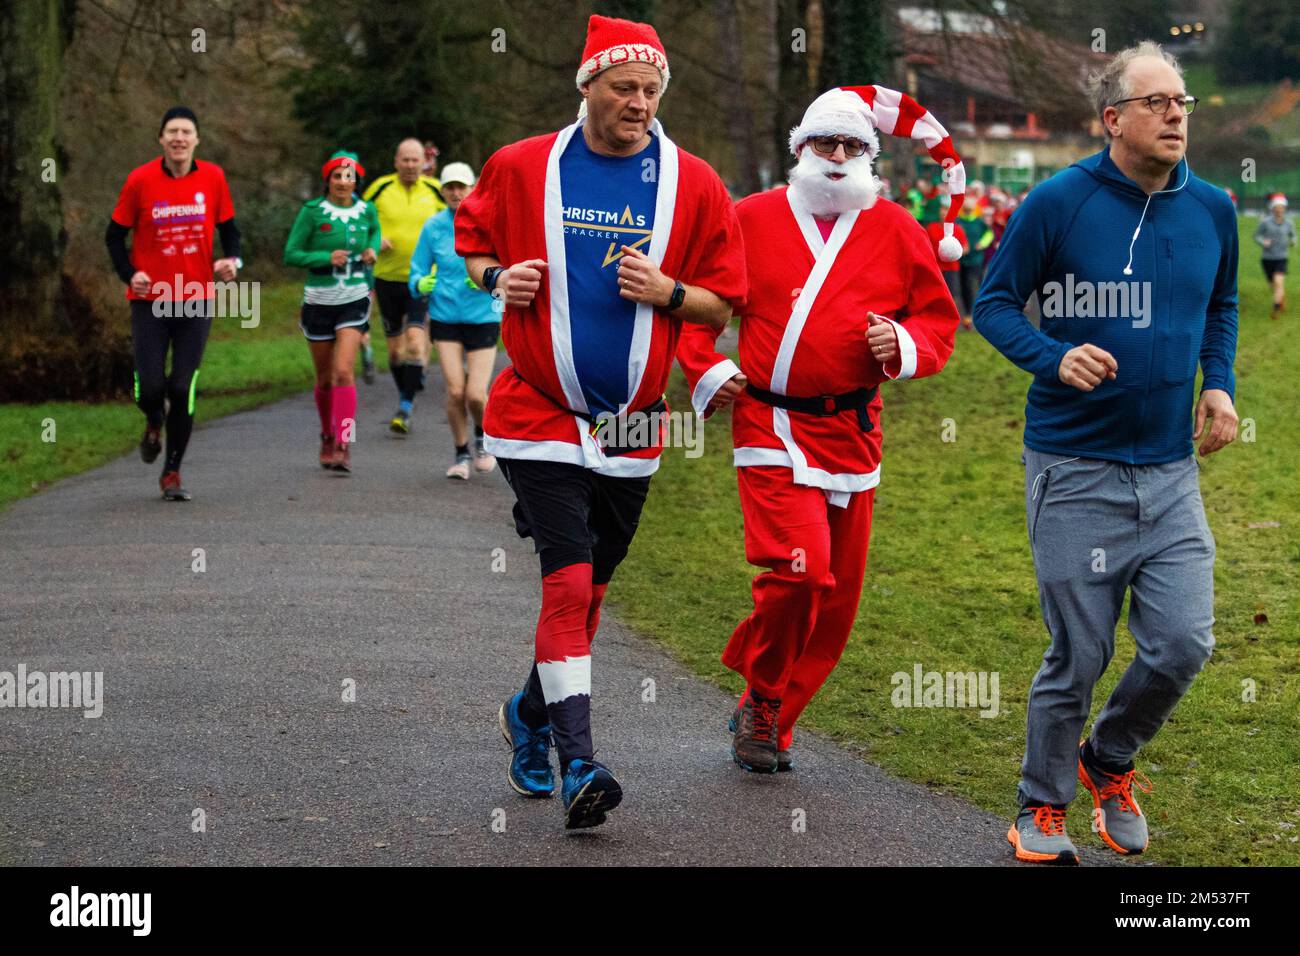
[[498, 692, 554, 798], [561, 759, 622, 830]]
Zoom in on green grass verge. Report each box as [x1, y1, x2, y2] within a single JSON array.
[[614, 218, 1300, 866], [0, 284, 392, 510]]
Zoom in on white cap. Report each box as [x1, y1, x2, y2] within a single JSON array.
[[440, 162, 475, 187]]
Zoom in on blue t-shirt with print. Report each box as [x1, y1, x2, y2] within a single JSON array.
[[560, 128, 660, 417]]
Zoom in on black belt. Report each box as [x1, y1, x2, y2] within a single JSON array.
[[746, 384, 876, 433], [309, 262, 370, 276]]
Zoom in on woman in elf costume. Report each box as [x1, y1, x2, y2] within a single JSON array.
[[284, 150, 381, 472]]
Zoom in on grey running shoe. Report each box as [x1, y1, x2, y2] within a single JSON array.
[[446, 452, 471, 480], [159, 470, 191, 502], [1007, 804, 1079, 865], [730, 695, 792, 771], [1078, 742, 1151, 855], [732, 693, 780, 773]]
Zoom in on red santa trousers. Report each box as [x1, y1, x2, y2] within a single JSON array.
[[722, 464, 875, 750]]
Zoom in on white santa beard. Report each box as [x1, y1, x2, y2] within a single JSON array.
[[787, 149, 879, 217]]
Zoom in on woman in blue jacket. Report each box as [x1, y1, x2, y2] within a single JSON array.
[[408, 163, 501, 480]]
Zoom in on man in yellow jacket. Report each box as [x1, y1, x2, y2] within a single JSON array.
[[363, 137, 446, 433]]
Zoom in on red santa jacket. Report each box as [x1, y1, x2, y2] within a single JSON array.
[[454, 119, 747, 477], [678, 185, 958, 502]]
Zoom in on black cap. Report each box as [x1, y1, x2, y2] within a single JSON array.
[[159, 106, 199, 137]]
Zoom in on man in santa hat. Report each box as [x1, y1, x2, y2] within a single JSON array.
[[678, 86, 963, 774], [455, 15, 747, 830]]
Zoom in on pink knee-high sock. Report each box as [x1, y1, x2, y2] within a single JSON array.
[[331, 385, 357, 444], [314, 385, 333, 437]]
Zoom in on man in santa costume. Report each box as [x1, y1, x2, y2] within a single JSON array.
[[455, 15, 747, 829], [678, 86, 963, 773]]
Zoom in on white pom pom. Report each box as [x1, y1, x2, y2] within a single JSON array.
[[938, 235, 963, 262]]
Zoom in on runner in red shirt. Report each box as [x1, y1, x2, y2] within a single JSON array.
[[925, 211, 967, 312], [105, 106, 242, 501]]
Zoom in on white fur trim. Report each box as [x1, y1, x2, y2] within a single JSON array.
[[789, 88, 881, 156], [691, 357, 742, 419], [880, 317, 918, 380], [625, 119, 678, 412], [484, 434, 585, 465], [483, 431, 662, 478], [576, 44, 670, 90], [543, 122, 588, 415], [733, 443, 881, 499]]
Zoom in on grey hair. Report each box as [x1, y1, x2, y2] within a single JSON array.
[[1088, 41, 1183, 141]]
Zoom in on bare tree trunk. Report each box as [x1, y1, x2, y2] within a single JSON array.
[[712, 0, 760, 196], [775, 0, 812, 177], [0, 0, 130, 400], [0, 0, 70, 367]]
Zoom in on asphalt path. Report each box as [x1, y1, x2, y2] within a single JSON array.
[[0, 356, 1121, 866]]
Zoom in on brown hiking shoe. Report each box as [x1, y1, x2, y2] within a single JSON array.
[[732, 692, 780, 773]]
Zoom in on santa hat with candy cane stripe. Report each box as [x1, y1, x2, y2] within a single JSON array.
[[790, 85, 967, 261]]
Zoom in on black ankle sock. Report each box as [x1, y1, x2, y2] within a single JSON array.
[[474, 424, 484, 439], [519, 667, 549, 729], [1082, 738, 1132, 776], [455, 443, 469, 457]]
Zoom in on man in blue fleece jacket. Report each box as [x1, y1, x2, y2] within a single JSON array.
[[974, 42, 1239, 865]]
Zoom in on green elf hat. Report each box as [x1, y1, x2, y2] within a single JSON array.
[[321, 150, 365, 181]]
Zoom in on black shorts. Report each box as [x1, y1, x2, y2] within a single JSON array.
[[1262, 259, 1288, 280], [374, 278, 428, 337], [430, 320, 500, 351], [498, 457, 652, 583], [300, 298, 370, 341]]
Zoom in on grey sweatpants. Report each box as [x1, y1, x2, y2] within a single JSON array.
[[1018, 446, 1216, 807]]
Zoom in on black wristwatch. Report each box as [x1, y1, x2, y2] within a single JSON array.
[[663, 279, 686, 311], [483, 265, 505, 293]]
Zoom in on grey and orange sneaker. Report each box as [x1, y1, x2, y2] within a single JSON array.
[[1007, 804, 1079, 865], [732, 692, 780, 773], [729, 694, 791, 771], [1078, 741, 1151, 855]]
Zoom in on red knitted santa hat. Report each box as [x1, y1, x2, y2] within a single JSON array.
[[790, 85, 966, 261], [1268, 192, 1288, 209], [575, 14, 670, 93]]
